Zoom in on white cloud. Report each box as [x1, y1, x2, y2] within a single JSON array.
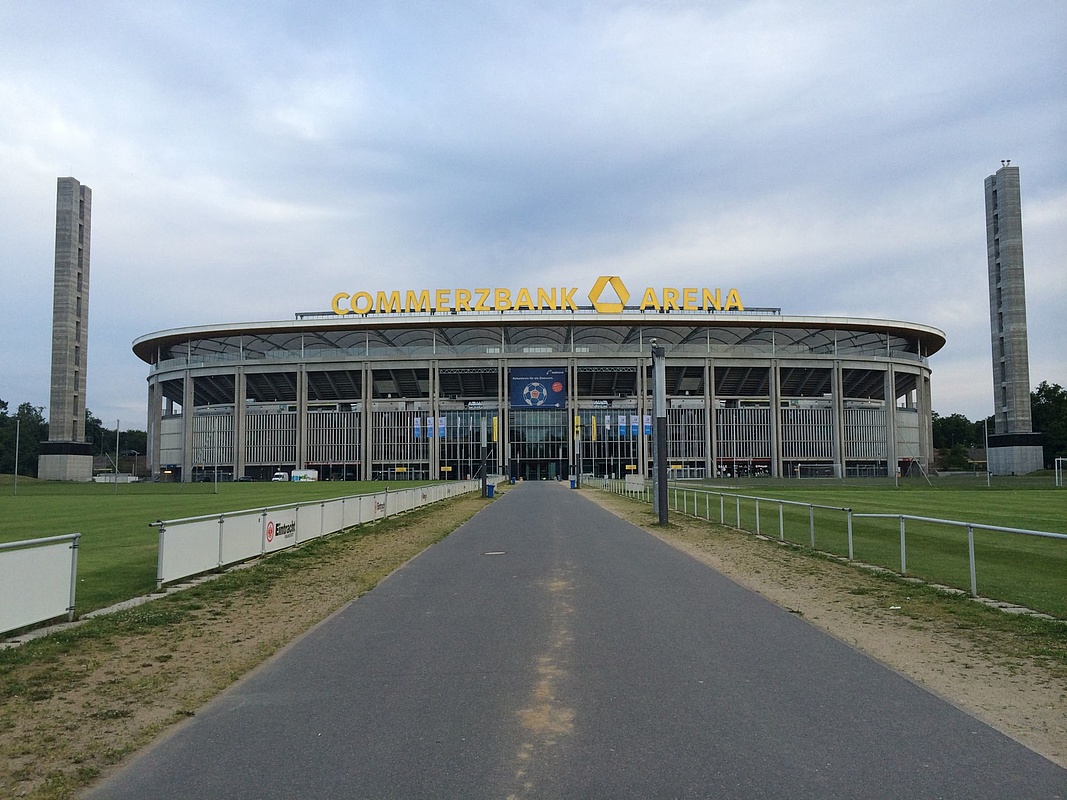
[[0, 0, 1064, 426]]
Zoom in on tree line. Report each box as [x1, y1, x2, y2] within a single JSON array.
[[0, 400, 147, 477], [933, 381, 1067, 469]]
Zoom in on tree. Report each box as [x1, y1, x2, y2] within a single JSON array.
[[1031, 382, 1067, 467], [0, 403, 47, 476], [84, 409, 107, 454], [932, 412, 981, 449]]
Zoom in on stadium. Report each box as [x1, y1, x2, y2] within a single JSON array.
[[132, 276, 946, 483]]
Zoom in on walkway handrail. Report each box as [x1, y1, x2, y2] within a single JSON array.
[[587, 477, 1065, 613], [853, 513, 1067, 541]]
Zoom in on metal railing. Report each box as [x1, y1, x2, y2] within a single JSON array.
[[851, 513, 1067, 598], [588, 478, 1066, 613]]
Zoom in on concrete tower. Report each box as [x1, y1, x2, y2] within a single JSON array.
[[984, 162, 1043, 474], [38, 177, 94, 481]]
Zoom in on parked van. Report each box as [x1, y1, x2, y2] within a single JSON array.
[[271, 471, 289, 482]]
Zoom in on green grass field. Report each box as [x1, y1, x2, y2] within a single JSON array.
[[4, 475, 1065, 624], [0, 477, 435, 614], [667, 479, 1067, 618]]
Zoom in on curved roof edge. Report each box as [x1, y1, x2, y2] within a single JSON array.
[[132, 312, 947, 364]]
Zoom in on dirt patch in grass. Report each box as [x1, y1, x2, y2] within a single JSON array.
[[0, 493, 488, 800], [582, 489, 1067, 769]]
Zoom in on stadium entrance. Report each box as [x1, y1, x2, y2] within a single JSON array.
[[509, 408, 568, 481]]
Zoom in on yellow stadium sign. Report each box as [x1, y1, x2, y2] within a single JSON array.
[[331, 276, 743, 316]]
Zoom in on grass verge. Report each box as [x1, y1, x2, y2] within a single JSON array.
[[0, 477, 434, 612]]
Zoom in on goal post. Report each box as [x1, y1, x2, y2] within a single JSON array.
[[1056, 457, 1067, 487]]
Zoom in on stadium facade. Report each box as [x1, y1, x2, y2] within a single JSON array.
[[133, 277, 945, 483]]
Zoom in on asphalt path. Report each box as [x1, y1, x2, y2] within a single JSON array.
[[83, 482, 1066, 799]]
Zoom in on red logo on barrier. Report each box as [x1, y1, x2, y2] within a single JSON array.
[[552, 381, 563, 393], [266, 521, 275, 542]]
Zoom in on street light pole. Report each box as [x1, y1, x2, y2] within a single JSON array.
[[984, 417, 991, 487], [13, 417, 20, 497]]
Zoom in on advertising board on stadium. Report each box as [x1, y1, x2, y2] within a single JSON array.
[[330, 275, 744, 316]]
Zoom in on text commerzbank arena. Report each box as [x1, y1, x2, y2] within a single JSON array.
[[133, 275, 945, 482]]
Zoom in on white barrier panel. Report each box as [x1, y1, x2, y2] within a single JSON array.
[[295, 504, 322, 544], [0, 535, 79, 636], [322, 498, 345, 535], [360, 494, 382, 522], [220, 513, 263, 566], [393, 489, 411, 514], [158, 481, 482, 587], [159, 518, 221, 585], [264, 508, 298, 553]]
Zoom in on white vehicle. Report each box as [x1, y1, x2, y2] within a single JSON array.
[[291, 469, 319, 482], [271, 471, 289, 482]]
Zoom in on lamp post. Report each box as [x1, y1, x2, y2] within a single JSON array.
[[13, 417, 19, 496], [984, 417, 991, 487]]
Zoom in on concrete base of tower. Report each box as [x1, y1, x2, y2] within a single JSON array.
[[38, 441, 94, 481], [987, 433, 1045, 475]]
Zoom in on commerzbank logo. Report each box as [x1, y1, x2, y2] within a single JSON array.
[[330, 276, 743, 315], [588, 275, 630, 313]]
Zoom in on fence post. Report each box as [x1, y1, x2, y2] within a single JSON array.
[[217, 515, 225, 569], [899, 516, 907, 574], [847, 508, 854, 560], [809, 505, 815, 548], [736, 495, 741, 529], [778, 501, 784, 541], [967, 524, 977, 597], [154, 522, 166, 589], [67, 533, 81, 622], [720, 494, 724, 524], [755, 499, 761, 535]]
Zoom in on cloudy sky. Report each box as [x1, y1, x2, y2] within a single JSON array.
[[1, 1, 1063, 428]]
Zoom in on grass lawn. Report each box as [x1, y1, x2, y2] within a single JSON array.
[[667, 479, 1067, 619], [0, 477, 439, 613]]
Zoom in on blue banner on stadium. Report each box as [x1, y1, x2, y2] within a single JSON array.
[[509, 367, 567, 408]]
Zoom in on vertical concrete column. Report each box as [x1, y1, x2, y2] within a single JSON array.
[[768, 360, 781, 478], [296, 368, 308, 469], [429, 360, 440, 480], [706, 359, 716, 480], [832, 361, 845, 478], [568, 357, 578, 480], [919, 372, 934, 470], [499, 359, 508, 478], [182, 371, 195, 482], [234, 369, 247, 480], [48, 178, 91, 444], [361, 364, 372, 481], [637, 356, 648, 477], [147, 379, 162, 480], [884, 365, 898, 477]]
